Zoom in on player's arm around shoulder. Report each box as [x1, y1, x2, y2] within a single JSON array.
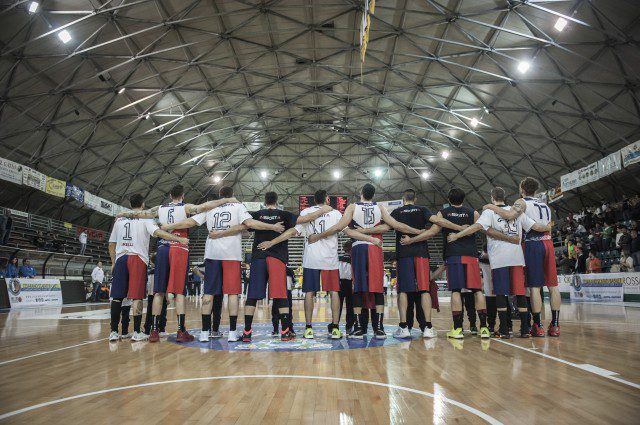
[[308, 204, 354, 243], [379, 205, 421, 235], [483, 198, 525, 220]]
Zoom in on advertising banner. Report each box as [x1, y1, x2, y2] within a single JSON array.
[[243, 201, 263, 212], [84, 191, 114, 216], [65, 183, 85, 203], [6, 278, 63, 307], [575, 162, 600, 187], [0, 157, 23, 185], [76, 226, 105, 242], [620, 140, 640, 167], [378, 199, 403, 213], [560, 171, 578, 192], [45, 176, 66, 197], [569, 273, 624, 302], [598, 151, 622, 177], [22, 166, 46, 191]]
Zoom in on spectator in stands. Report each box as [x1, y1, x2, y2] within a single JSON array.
[[6, 257, 18, 277], [575, 222, 587, 235], [192, 265, 203, 298], [586, 251, 602, 273], [0, 209, 12, 245], [616, 226, 631, 253], [33, 231, 46, 250], [567, 238, 577, 260], [574, 243, 587, 274], [619, 250, 634, 273], [78, 231, 87, 255], [51, 233, 63, 252], [91, 261, 105, 302], [0, 258, 7, 278], [603, 221, 615, 249], [18, 258, 37, 278], [631, 229, 640, 271], [557, 252, 574, 274]]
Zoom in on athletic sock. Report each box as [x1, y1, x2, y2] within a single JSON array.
[[371, 312, 379, 331], [110, 301, 122, 332], [355, 313, 363, 331], [452, 311, 463, 329], [202, 314, 212, 332], [244, 315, 253, 332], [551, 310, 559, 326], [533, 312, 542, 326], [177, 314, 186, 332], [519, 312, 530, 331], [399, 322, 407, 329], [426, 322, 432, 329], [152, 315, 159, 331], [133, 315, 142, 333], [121, 306, 130, 334], [498, 310, 509, 334], [280, 313, 291, 331], [477, 309, 487, 328], [229, 315, 237, 331], [306, 324, 312, 329]]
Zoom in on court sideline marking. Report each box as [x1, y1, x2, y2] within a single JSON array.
[[492, 338, 640, 390], [0, 374, 502, 424], [0, 338, 107, 366]]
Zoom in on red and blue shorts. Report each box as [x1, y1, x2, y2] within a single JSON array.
[[153, 244, 189, 295], [111, 254, 147, 300], [445, 256, 482, 291], [302, 268, 340, 292], [523, 239, 558, 287], [492, 265, 526, 296], [351, 243, 384, 293], [247, 257, 287, 300], [203, 259, 241, 295], [396, 256, 430, 293]]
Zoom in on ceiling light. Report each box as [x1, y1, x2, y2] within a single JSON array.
[[213, 176, 221, 183], [441, 151, 449, 160], [118, 87, 126, 94], [470, 117, 479, 128], [517, 60, 530, 74], [333, 170, 341, 179], [57, 29, 72, 44], [421, 172, 429, 180], [554, 17, 568, 32], [28, 2, 39, 13], [144, 113, 150, 120], [260, 170, 268, 179], [374, 169, 383, 177]]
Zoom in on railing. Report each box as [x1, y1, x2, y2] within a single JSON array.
[[0, 246, 108, 280]]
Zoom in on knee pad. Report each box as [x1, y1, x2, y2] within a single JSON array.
[[245, 298, 258, 307], [374, 293, 384, 305], [516, 295, 527, 309], [496, 295, 508, 309]]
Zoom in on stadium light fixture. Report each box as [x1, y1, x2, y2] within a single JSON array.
[[517, 60, 531, 74], [333, 170, 341, 179], [28, 2, 39, 13], [374, 169, 383, 177], [554, 17, 568, 32], [118, 87, 126, 94], [260, 170, 268, 179], [421, 171, 429, 180], [58, 29, 72, 44], [470, 117, 479, 128], [441, 151, 449, 160], [144, 113, 150, 120], [213, 176, 221, 183]]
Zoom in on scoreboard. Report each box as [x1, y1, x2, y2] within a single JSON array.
[[299, 195, 348, 214]]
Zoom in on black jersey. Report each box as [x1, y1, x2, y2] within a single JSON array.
[[440, 205, 477, 258], [390, 204, 433, 258], [250, 208, 298, 263]]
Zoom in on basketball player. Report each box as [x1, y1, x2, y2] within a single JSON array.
[[161, 186, 284, 342], [447, 187, 551, 338], [108, 193, 188, 342], [257, 189, 381, 340], [482, 177, 562, 337], [479, 245, 497, 335], [338, 241, 355, 334], [352, 188, 468, 339], [401, 188, 518, 340], [241, 191, 328, 342], [308, 183, 422, 339], [118, 185, 237, 343]]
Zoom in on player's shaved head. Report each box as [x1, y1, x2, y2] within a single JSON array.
[[361, 183, 375, 201], [219, 186, 233, 198], [447, 188, 465, 205], [403, 189, 416, 202], [170, 184, 184, 200], [314, 189, 328, 205], [491, 187, 506, 203], [520, 177, 539, 196], [264, 191, 278, 206], [129, 193, 144, 209]]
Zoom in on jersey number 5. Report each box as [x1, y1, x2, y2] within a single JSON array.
[[363, 207, 375, 225]]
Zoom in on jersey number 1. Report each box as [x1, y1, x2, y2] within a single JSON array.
[[123, 222, 132, 240]]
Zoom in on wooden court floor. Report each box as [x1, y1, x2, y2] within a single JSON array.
[[0, 297, 639, 424]]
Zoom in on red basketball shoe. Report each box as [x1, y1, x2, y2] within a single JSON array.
[[176, 330, 195, 342], [548, 324, 560, 337], [149, 330, 160, 343], [530, 323, 546, 337]]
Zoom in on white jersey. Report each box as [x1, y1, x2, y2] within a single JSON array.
[[192, 203, 252, 261], [339, 257, 352, 280], [351, 202, 383, 247], [158, 203, 189, 250], [480, 261, 493, 296], [522, 197, 552, 241], [108, 217, 159, 264], [476, 206, 535, 269], [295, 206, 342, 270]]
